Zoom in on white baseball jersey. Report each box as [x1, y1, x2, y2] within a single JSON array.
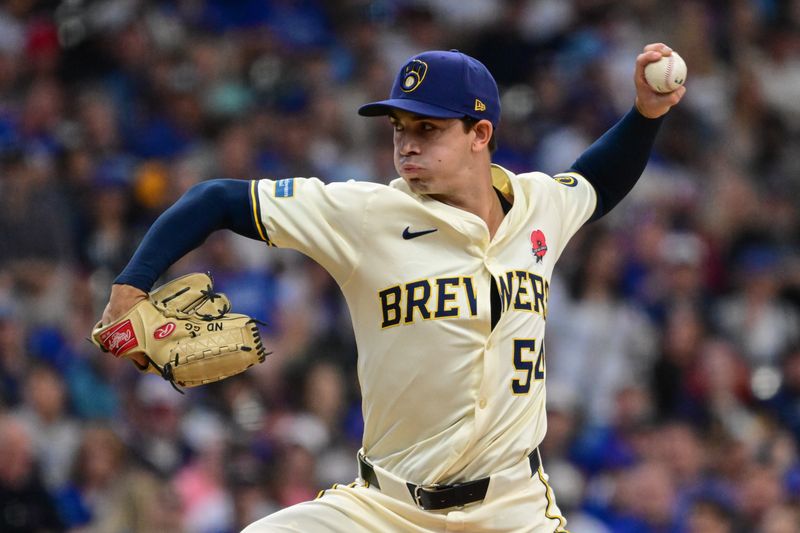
[[251, 164, 596, 486]]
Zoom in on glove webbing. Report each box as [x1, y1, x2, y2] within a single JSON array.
[[159, 283, 230, 320]]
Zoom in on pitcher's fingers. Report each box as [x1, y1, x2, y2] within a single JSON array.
[[643, 42, 672, 55], [637, 50, 666, 67], [669, 85, 687, 102]]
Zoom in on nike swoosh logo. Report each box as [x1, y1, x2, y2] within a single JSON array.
[[402, 226, 438, 240]]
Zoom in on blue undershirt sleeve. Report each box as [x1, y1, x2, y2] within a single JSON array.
[[114, 179, 260, 291], [569, 105, 664, 222]]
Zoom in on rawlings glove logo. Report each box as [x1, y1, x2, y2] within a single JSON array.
[[99, 320, 139, 356], [154, 322, 176, 339]]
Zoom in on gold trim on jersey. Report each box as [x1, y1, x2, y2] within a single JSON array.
[[490, 165, 514, 203], [315, 482, 338, 500], [315, 481, 360, 501], [249, 180, 274, 246], [536, 466, 570, 532]]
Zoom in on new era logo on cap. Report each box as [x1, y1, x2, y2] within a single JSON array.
[[358, 50, 501, 128]]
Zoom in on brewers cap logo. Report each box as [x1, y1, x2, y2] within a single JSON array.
[[530, 230, 548, 263], [401, 59, 428, 93]]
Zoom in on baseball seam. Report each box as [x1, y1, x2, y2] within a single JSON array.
[[664, 55, 674, 91]]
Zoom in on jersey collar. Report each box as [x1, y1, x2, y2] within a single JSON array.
[[387, 164, 526, 239], [490, 164, 514, 204]]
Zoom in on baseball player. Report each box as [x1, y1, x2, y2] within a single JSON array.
[[99, 44, 684, 532]]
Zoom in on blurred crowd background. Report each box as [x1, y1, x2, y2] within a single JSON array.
[[1, 0, 800, 532]]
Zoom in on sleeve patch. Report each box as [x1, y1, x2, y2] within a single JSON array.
[[275, 178, 295, 197], [552, 173, 579, 187]]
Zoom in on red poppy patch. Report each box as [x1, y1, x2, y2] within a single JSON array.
[[530, 230, 548, 263]]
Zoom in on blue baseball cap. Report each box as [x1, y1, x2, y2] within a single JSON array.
[[358, 50, 500, 128]]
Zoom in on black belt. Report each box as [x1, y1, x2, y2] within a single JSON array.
[[357, 449, 541, 511]]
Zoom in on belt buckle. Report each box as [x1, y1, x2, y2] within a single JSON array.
[[412, 483, 439, 509]]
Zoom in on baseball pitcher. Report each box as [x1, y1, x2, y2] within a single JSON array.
[[96, 44, 684, 532]]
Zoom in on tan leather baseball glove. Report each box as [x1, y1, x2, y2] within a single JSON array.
[[91, 273, 268, 389]]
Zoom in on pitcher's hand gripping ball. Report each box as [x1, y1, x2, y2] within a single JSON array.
[[644, 51, 687, 93], [92, 273, 268, 388]]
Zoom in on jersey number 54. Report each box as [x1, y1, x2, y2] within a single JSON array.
[[511, 338, 545, 395]]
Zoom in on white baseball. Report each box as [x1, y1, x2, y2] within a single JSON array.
[[644, 51, 687, 93]]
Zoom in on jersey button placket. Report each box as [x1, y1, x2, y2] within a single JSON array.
[[476, 253, 497, 423]]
